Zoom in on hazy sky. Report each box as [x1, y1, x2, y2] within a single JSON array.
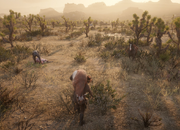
[[0, 0, 180, 15]]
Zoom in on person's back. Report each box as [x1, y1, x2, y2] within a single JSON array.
[[32, 50, 41, 64]]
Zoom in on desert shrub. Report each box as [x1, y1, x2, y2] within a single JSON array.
[[138, 40, 149, 46], [111, 49, 121, 58], [159, 51, 170, 62], [32, 43, 49, 55], [132, 109, 162, 128], [65, 35, 71, 40], [1, 61, 15, 70], [98, 27, 102, 32], [55, 87, 75, 115], [11, 45, 31, 55], [13, 66, 23, 75], [104, 40, 116, 50], [20, 71, 38, 90], [100, 51, 111, 60], [88, 80, 126, 115], [125, 29, 133, 36], [1, 29, 9, 35], [0, 85, 17, 119], [95, 33, 103, 46], [74, 52, 86, 63], [0, 46, 13, 62], [115, 37, 125, 48], [66, 30, 84, 40], [120, 28, 126, 34], [103, 27, 110, 33], [87, 33, 104, 47], [71, 30, 83, 37], [102, 35, 111, 41], [29, 30, 42, 37], [87, 40, 96, 47], [42, 28, 53, 36], [11, 45, 32, 63], [121, 59, 141, 74], [16, 33, 32, 41]]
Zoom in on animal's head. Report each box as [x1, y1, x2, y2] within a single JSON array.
[[87, 75, 93, 83]]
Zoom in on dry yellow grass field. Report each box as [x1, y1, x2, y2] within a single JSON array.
[[0, 27, 180, 130]]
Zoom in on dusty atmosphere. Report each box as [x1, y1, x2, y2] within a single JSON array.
[[0, 0, 180, 130]]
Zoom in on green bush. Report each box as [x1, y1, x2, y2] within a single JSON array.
[[100, 51, 111, 60], [74, 52, 86, 63], [29, 30, 42, 37], [95, 33, 103, 46], [0, 85, 17, 119], [0, 46, 13, 62], [104, 41, 116, 50], [159, 52, 170, 62], [111, 49, 121, 58], [1, 61, 15, 69], [88, 80, 126, 115]]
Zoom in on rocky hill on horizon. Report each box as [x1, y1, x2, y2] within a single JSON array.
[[39, 8, 63, 18], [62, 0, 180, 20]]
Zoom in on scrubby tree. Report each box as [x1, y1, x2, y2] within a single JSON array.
[[56, 20, 61, 26], [167, 17, 180, 54], [51, 20, 55, 28], [120, 21, 125, 30], [22, 14, 34, 36], [34, 19, 37, 26], [62, 16, 71, 33], [1, 10, 21, 47], [35, 15, 47, 33], [83, 17, 93, 37], [115, 18, 119, 28], [144, 16, 157, 45], [129, 11, 151, 45], [111, 21, 116, 28], [93, 20, 98, 28], [154, 18, 169, 56], [71, 21, 77, 31]]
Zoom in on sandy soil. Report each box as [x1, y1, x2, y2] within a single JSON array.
[[0, 29, 180, 130]]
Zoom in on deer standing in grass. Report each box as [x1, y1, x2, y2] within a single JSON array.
[[126, 39, 138, 60], [70, 69, 93, 126]]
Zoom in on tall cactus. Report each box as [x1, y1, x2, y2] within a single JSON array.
[[111, 21, 116, 28], [83, 17, 93, 37], [144, 16, 157, 45], [22, 14, 34, 36], [129, 11, 150, 45], [93, 20, 98, 28], [35, 15, 47, 34], [62, 16, 71, 33], [2, 10, 21, 47], [167, 17, 180, 54], [51, 20, 55, 28], [154, 18, 169, 56]]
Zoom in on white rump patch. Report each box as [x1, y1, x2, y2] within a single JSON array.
[[72, 70, 77, 80], [78, 96, 84, 101], [130, 44, 132, 51]]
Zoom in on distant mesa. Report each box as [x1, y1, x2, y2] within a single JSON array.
[[39, 8, 62, 18], [119, 7, 144, 20], [63, 3, 86, 14], [36, 0, 180, 20]]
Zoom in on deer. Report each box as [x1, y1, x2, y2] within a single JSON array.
[[126, 39, 138, 60], [69, 69, 93, 126]]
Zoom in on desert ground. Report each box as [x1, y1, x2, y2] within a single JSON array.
[[0, 23, 180, 130]]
